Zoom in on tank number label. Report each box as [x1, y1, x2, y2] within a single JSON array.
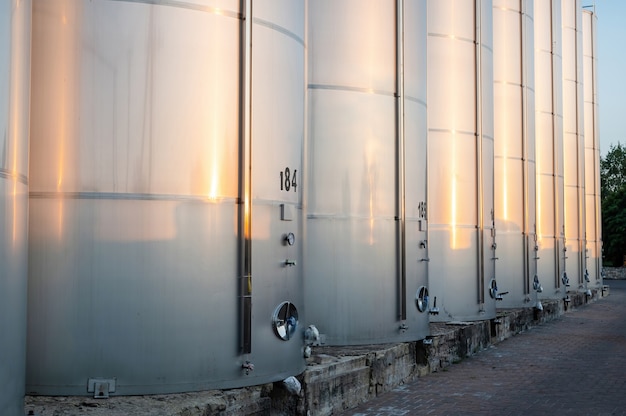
[[279, 167, 298, 192]]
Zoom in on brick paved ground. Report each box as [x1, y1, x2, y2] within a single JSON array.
[[343, 280, 626, 416]]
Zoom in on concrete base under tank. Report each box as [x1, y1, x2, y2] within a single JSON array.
[[24, 286, 609, 416]]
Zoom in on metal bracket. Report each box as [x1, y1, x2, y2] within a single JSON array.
[[87, 378, 116, 399]]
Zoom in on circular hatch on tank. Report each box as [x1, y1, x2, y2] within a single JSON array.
[[415, 286, 429, 313], [272, 301, 299, 341]]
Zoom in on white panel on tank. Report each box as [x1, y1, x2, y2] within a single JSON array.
[[561, 0, 585, 291], [427, 0, 496, 322], [305, 0, 429, 345], [534, 0, 566, 300], [27, 0, 306, 395], [582, 9, 602, 289], [0, 1, 30, 414], [492, 0, 536, 308]]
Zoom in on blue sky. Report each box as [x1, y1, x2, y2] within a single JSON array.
[[594, 1, 626, 155]]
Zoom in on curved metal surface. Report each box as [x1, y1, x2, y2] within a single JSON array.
[[305, 0, 429, 345], [0, 2, 30, 413], [427, 0, 496, 322], [534, 0, 565, 300], [492, 0, 536, 308], [582, 10, 602, 289], [561, 0, 585, 292], [27, 0, 305, 395]]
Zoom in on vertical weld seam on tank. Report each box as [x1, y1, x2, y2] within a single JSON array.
[[396, 0, 407, 321], [302, 0, 309, 288], [520, 0, 530, 294], [238, 0, 253, 355], [475, 0, 485, 305]]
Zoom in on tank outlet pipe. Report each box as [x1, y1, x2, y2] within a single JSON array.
[[429, 296, 440, 315], [395, 0, 407, 321], [474, 0, 488, 306], [238, 0, 253, 356], [520, 0, 530, 296]]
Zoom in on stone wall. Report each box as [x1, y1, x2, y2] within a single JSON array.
[[603, 267, 626, 280]]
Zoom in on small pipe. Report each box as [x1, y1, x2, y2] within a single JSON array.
[[520, 0, 531, 296], [474, 0, 486, 305], [238, 0, 253, 355], [395, 0, 407, 321]]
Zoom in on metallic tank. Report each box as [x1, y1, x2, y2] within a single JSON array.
[[427, 0, 496, 322], [582, 9, 602, 290], [561, 0, 585, 295], [0, 1, 30, 413], [492, 0, 537, 308], [305, 0, 429, 345], [534, 0, 566, 301], [27, 0, 305, 395]]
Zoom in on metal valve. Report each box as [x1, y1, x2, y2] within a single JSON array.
[[242, 361, 255, 375]]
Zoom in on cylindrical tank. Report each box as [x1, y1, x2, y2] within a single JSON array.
[[0, 1, 30, 413], [27, 0, 305, 395], [561, 0, 585, 294], [305, 0, 429, 345], [582, 9, 602, 290], [534, 0, 566, 301], [427, 0, 496, 322], [492, 0, 537, 308]]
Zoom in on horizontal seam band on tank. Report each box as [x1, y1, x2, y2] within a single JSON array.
[[493, 10, 535, 24], [562, 24, 579, 32], [428, 224, 481, 229], [535, 110, 556, 115], [405, 95, 427, 107], [493, 6, 525, 14], [306, 214, 397, 220], [493, 80, 535, 90], [29, 191, 238, 203], [308, 84, 395, 97], [428, 128, 476, 136], [494, 155, 534, 162], [254, 17, 304, 46], [108, 0, 241, 19], [427, 32, 475, 44], [536, 47, 557, 54], [0, 169, 28, 185]]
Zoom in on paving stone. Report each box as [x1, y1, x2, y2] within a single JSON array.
[[342, 280, 626, 416]]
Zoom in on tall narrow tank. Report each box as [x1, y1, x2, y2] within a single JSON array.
[[534, 0, 566, 301], [427, 0, 496, 322], [305, 0, 429, 345], [492, 0, 537, 308], [582, 9, 602, 290], [561, 0, 585, 294], [0, 1, 30, 413], [27, 0, 306, 395]]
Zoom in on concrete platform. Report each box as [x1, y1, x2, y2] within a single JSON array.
[[24, 286, 609, 416]]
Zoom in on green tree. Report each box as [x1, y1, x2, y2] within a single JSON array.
[[601, 143, 626, 266]]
